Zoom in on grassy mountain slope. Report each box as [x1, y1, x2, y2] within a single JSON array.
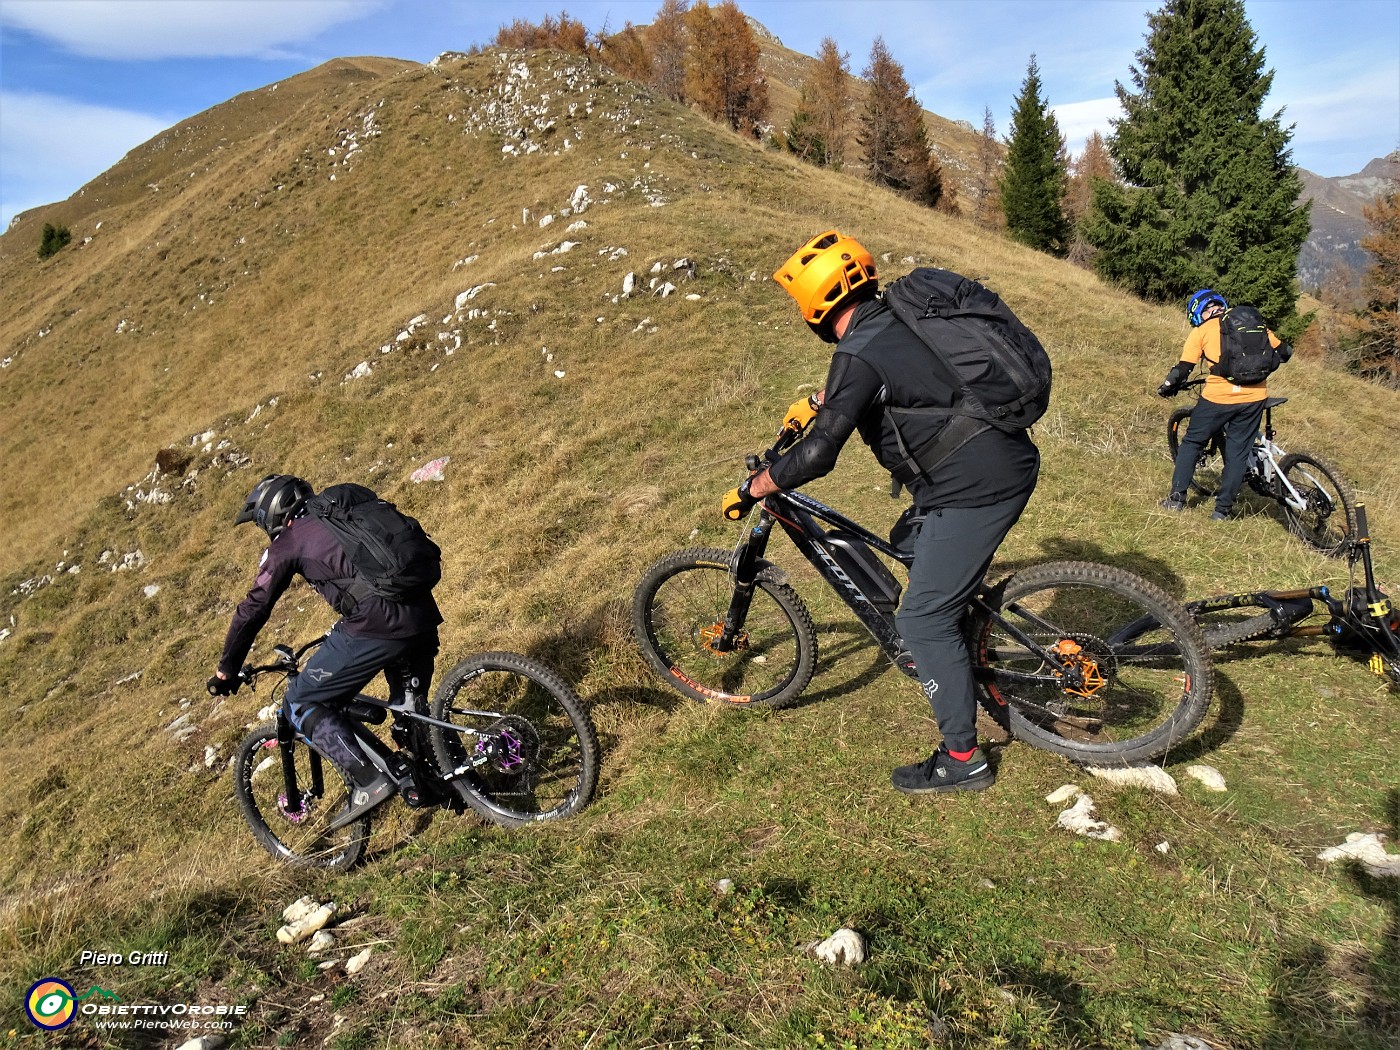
[[1, 49, 1398, 1049]]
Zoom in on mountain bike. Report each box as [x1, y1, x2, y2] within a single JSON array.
[[632, 415, 1214, 766], [1166, 378, 1357, 554], [230, 637, 600, 869], [1165, 503, 1400, 686]]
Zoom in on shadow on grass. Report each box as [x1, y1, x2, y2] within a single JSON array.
[[1161, 666, 1246, 765], [1265, 788, 1400, 1048]]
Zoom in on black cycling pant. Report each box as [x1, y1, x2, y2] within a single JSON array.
[[894, 489, 1034, 755], [1168, 397, 1267, 513]]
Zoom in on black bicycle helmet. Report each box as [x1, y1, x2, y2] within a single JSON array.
[[234, 474, 312, 538]]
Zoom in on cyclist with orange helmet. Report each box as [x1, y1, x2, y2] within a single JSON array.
[[732, 232, 1040, 794]]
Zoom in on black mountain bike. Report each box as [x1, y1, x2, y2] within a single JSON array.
[[231, 637, 600, 869], [1169, 504, 1400, 686], [1166, 378, 1357, 554], [633, 417, 1214, 766]]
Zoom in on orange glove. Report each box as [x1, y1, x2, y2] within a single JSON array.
[[722, 479, 758, 521], [783, 393, 820, 432]]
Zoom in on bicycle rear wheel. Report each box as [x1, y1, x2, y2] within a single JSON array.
[[1278, 450, 1357, 556], [969, 561, 1213, 765], [233, 722, 367, 870], [1166, 406, 1223, 498], [632, 547, 818, 707], [430, 652, 599, 828]]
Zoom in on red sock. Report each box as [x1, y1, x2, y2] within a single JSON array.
[[947, 747, 977, 762]]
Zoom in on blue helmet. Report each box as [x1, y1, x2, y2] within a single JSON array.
[[1187, 289, 1228, 327]]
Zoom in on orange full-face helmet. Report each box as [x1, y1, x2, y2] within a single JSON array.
[[773, 230, 877, 340]]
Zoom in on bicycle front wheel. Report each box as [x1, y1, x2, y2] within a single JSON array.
[[1166, 406, 1223, 498], [430, 653, 599, 828], [1278, 451, 1356, 556], [970, 561, 1213, 765], [232, 722, 367, 870], [632, 547, 818, 707]]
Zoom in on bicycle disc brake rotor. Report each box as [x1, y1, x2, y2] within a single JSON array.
[[277, 790, 315, 825], [700, 622, 748, 655], [475, 715, 541, 781]]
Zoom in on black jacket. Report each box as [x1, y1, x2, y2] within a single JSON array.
[[768, 296, 1040, 508]]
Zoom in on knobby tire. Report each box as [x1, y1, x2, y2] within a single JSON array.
[[430, 652, 600, 828], [1278, 451, 1357, 556], [233, 722, 367, 870], [969, 561, 1213, 765], [632, 547, 818, 707]]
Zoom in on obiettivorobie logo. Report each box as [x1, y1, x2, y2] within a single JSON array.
[[23, 979, 119, 1030]]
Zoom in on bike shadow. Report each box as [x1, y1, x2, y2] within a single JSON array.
[[1160, 664, 1247, 765], [791, 623, 895, 710]]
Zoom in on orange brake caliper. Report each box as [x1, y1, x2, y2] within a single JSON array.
[[700, 623, 748, 654], [1049, 638, 1106, 698]]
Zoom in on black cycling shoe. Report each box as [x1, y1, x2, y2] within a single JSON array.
[[891, 745, 995, 794]]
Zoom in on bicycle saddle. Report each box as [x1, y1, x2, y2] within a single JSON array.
[[1263, 396, 1287, 408]]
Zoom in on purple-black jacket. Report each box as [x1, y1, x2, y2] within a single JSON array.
[[217, 515, 442, 677]]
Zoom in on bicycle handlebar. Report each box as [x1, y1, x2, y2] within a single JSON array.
[[237, 635, 328, 684]]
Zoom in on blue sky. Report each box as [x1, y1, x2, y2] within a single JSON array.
[[2, 0, 1397, 229]]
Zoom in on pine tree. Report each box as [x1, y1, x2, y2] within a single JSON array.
[[1000, 55, 1070, 255], [684, 1, 767, 137], [1084, 0, 1311, 339], [857, 38, 941, 209], [37, 223, 71, 260]]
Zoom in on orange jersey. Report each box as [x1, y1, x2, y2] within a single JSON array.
[[1178, 316, 1283, 405]]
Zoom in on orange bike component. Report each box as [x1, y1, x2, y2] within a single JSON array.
[[1049, 638, 1106, 698], [700, 623, 748, 654]]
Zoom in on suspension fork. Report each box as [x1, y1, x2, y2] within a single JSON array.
[[712, 510, 776, 652], [276, 709, 323, 800]]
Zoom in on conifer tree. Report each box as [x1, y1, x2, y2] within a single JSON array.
[[685, 1, 768, 137], [649, 0, 689, 102], [972, 107, 1003, 228], [1066, 132, 1113, 226], [786, 38, 851, 169], [1347, 190, 1400, 385], [1084, 0, 1310, 338], [857, 37, 941, 209], [1000, 55, 1070, 255]]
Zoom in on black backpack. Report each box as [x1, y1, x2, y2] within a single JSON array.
[[880, 268, 1052, 479], [1212, 305, 1281, 386], [304, 483, 441, 613]]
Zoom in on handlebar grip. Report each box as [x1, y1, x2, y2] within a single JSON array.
[[1355, 504, 1368, 541]]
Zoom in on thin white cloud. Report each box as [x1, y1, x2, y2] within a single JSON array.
[[0, 92, 171, 227], [1053, 98, 1123, 158], [0, 0, 381, 61]]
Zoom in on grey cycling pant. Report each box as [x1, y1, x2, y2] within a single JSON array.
[[894, 490, 1034, 755]]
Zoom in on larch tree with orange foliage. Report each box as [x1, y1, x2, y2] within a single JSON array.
[[684, 0, 768, 137]]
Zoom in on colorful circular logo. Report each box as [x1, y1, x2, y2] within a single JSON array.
[[25, 978, 76, 1030]]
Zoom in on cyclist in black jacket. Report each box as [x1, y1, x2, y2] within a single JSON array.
[[732, 232, 1039, 794], [208, 474, 442, 824]]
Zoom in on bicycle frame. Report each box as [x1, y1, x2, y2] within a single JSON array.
[[243, 637, 528, 806], [1182, 381, 1329, 518], [717, 487, 1093, 693]]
